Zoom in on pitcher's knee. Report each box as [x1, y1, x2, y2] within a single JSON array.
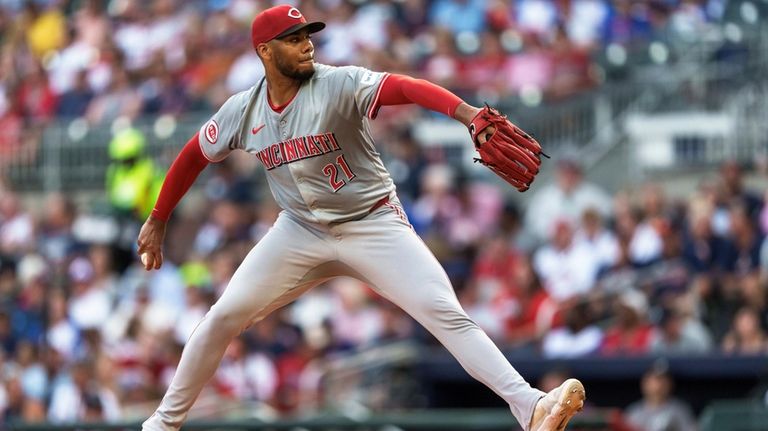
[[418, 296, 478, 333], [205, 306, 251, 337]]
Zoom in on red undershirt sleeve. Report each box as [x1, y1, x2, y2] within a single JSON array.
[[150, 132, 209, 222], [372, 74, 464, 119]]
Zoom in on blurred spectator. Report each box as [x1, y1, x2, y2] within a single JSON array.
[[462, 30, 507, 96], [376, 301, 416, 343], [0, 90, 25, 165], [1, 364, 46, 423], [533, 219, 601, 302], [646, 1, 675, 42], [669, 0, 709, 41], [382, 128, 428, 204], [86, 44, 123, 95], [719, 160, 762, 222], [214, 337, 278, 403], [113, 2, 154, 72], [67, 257, 111, 331], [614, 203, 663, 267], [88, 244, 119, 300], [37, 193, 78, 266], [13, 341, 47, 412], [696, 177, 731, 238], [47, 359, 121, 423], [650, 306, 712, 355], [719, 203, 763, 275], [596, 237, 640, 295], [0, 191, 35, 257], [516, 0, 558, 36], [682, 196, 724, 274], [503, 33, 554, 96], [410, 163, 460, 237], [721, 306, 768, 355], [602, 0, 653, 45], [203, 157, 258, 205], [15, 61, 57, 125], [525, 158, 612, 242], [328, 278, 385, 348], [139, 55, 190, 116], [548, 23, 594, 99], [625, 363, 698, 431], [226, 42, 265, 94], [639, 183, 674, 237], [542, 301, 602, 358], [207, 246, 240, 298], [421, 29, 463, 90], [736, 272, 767, 318], [85, 68, 143, 124], [23, 1, 66, 59], [760, 190, 768, 237], [45, 289, 79, 361], [193, 199, 251, 256], [561, 0, 609, 48], [467, 237, 523, 307], [350, 0, 394, 56], [575, 208, 620, 274], [428, 0, 487, 34], [173, 261, 215, 345], [72, 0, 110, 49], [504, 254, 558, 346], [273, 330, 324, 413], [46, 40, 98, 97], [146, 0, 188, 71], [11, 258, 46, 346], [105, 128, 161, 221], [601, 289, 654, 355], [315, 1, 358, 66]]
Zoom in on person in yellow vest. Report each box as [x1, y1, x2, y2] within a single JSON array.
[[105, 128, 162, 220]]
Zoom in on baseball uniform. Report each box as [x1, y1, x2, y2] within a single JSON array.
[[142, 62, 544, 430]]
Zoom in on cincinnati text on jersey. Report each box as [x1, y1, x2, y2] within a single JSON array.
[[256, 132, 341, 170]]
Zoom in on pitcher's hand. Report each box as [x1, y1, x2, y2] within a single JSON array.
[[137, 215, 167, 270]]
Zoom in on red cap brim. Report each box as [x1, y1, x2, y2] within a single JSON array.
[[274, 21, 325, 40]]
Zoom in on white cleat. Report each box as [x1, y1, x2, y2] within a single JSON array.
[[529, 378, 586, 431]]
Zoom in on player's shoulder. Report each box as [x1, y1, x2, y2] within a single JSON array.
[[224, 83, 261, 107], [311, 63, 368, 81], [216, 82, 262, 116]]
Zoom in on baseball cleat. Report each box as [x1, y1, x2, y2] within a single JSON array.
[[529, 378, 585, 431]]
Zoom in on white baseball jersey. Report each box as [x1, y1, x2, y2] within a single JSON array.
[[198, 63, 394, 224], [144, 63, 546, 431]]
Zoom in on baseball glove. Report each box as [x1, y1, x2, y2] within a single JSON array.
[[469, 105, 546, 192]]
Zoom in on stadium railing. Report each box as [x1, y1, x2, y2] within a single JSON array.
[[0, 82, 639, 193]]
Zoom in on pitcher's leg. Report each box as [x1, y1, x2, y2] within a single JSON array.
[[143, 215, 332, 430], [338, 214, 543, 430]]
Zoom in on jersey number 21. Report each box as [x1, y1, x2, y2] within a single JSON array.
[[322, 154, 356, 192]]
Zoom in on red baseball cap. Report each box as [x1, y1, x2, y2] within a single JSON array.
[[251, 5, 325, 49]]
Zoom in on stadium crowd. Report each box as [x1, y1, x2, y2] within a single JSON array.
[[0, 144, 766, 425], [1, 0, 726, 133], [0, 0, 762, 428]]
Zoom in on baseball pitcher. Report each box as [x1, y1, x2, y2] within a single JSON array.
[[137, 5, 584, 431]]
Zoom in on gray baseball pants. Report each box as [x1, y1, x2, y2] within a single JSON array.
[[143, 201, 543, 430]]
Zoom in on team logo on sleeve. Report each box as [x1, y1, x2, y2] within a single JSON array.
[[361, 71, 376, 85], [204, 120, 219, 144]]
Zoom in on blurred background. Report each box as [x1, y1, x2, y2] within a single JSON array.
[[0, 0, 767, 429]]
